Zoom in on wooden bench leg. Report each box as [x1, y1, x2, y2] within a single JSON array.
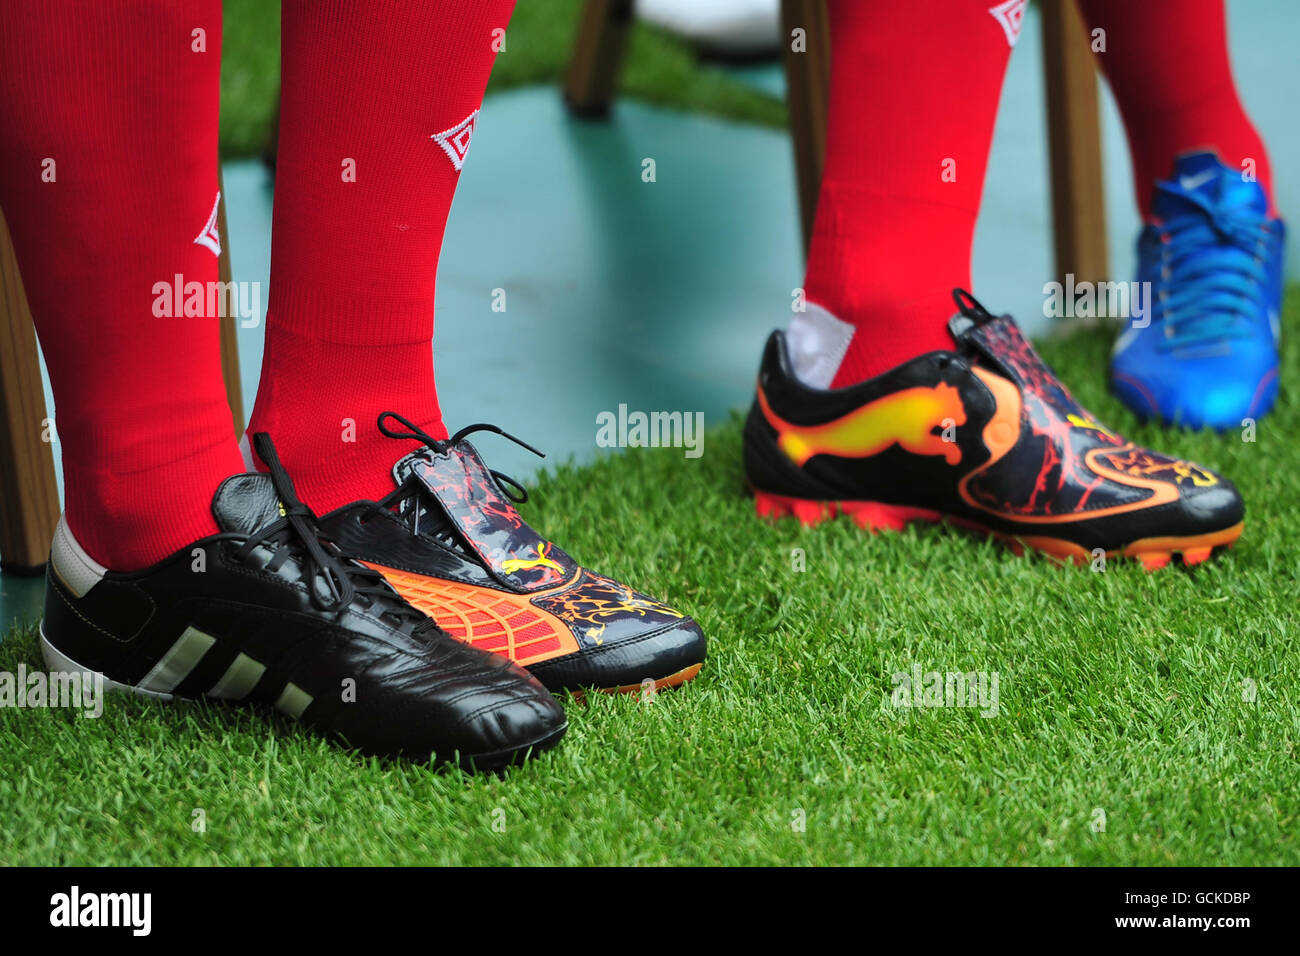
[[216, 168, 244, 436], [0, 205, 60, 574], [1041, 0, 1108, 286], [564, 0, 635, 117], [780, 0, 831, 256]]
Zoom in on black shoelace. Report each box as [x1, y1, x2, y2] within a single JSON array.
[[952, 287, 998, 325], [244, 432, 439, 636], [361, 412, 545, 542]]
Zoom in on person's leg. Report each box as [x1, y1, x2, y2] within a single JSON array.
[[743, 0, 1245, 568], [252, 0, 706, 694], [1076, 0, 1272, 217], [1079, 0, 1284, 429], [0, 0, 567, 763], [246, 0, 514, 512], [792, 0, 1015, 389], [0, 0, 243, 570]]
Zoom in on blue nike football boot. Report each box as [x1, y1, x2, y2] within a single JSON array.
[[1110, 151, 1285, 430]]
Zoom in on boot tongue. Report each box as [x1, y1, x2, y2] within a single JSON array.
[[1153, 151, 1267, 222], [947, 302, 1078, 409], [947, 302, 1123, 442], [392, 449, 432, 487], [211, 473, 286, 536], [398, 440, 577, 592], [388, 448, 459, 541]]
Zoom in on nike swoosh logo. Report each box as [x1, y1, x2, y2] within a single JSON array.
[[1179, 169, 1218, 192]]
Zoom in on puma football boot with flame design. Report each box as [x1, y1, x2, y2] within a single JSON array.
[[318, 414, 707, 693], [40, 433, 566, 769], [745, 290, 1245, 569]]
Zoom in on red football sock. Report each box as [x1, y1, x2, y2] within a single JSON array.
[[802, 0, 1017, 389], [1077, 0, 1273, 218], [0, 1, 243, 570], [247, 0, 515, 512]]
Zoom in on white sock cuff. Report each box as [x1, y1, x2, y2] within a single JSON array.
[[784, 303, 855, 390]]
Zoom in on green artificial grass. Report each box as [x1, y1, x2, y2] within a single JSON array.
[[2, 292, 1297, 866], [218, 0, 785, 159]]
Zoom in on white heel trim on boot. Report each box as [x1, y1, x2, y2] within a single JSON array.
[[39, 622, 174, 702], [49, 515, 107, 598]]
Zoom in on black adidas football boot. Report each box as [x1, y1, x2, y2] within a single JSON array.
[[315, 414, 707, 694], [744, 289, 1245, 568], [40, 433, 566, 768]]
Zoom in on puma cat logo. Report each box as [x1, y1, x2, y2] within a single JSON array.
[[760, 382, 967, 466]]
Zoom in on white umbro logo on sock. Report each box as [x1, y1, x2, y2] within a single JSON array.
[[431, 109, 479, 172], [988, 0, 1026, 48], [194, 190, 221, 256]]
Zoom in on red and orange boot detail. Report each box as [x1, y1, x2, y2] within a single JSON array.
[[318, 414, 706, 693]]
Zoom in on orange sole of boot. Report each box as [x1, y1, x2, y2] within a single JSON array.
[[567, 662, 705, 700], [754, 489, 1242, 570], [606, 661, 704, 694]]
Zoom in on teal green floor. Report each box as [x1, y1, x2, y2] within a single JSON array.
[[0, 576, 41, 635]]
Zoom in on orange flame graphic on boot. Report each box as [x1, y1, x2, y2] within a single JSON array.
[[758, 381, 967, 466]]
